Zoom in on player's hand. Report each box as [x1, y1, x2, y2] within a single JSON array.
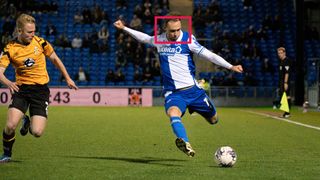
[[113, 20, 125, 30], [6, 81, 19, 93], [230, 65, 243, 73], [66, 78, 78, 90], [284, 83, 288, 91]]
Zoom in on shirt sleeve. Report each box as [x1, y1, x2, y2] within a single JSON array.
[[199, 48, 233, 69], [41, 39, 54, 57], [284, 59, 290, 73], [188, 35, 205, 55], [189, 35, 232, 69], [0, 47, 11, 69], [123, 27, 154, 46]]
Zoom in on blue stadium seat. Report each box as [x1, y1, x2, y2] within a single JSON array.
[[126, 81, 134, 86], [116, 82, 125, 86], [153, 81, 161, 86]]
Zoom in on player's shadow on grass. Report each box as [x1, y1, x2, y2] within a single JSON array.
[[0, 160, 23, 164], [64, 155, 186, 167]]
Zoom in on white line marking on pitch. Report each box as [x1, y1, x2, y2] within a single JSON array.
[[243, 110, 320, 131]]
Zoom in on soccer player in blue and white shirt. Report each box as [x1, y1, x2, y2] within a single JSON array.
[[114, 16, 243, 157]]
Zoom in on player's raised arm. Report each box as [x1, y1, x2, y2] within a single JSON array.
[[200, 48, 243, 73], [189, 35, 243, 73], [113, 20, 153, 45]]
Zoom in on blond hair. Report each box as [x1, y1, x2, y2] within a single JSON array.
[[13, 14, 36, 37], [277, 47, 286, 53]]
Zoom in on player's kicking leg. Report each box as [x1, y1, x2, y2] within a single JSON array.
[[167, 107, 196, 157]]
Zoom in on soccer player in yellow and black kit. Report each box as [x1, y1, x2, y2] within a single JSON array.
[[0, 14, 78, 163]]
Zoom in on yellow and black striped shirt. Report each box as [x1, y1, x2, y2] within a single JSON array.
[[0, 35, 54, 85]]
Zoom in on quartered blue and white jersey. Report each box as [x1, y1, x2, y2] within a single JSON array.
[[123, 27, 233, 91]]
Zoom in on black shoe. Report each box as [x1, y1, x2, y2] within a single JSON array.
[[282, 112, 290, 118], [20, 115, 30, 136], [175, 138, 195, 157]]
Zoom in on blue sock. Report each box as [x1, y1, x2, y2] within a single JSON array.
[[170, 117, 189, 142]]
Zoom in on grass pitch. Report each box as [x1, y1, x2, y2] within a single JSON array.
[[0, 106, 320, 179]]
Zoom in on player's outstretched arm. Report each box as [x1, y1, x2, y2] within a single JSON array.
[[199, 48, 243, 73], [48, 52, 78, 90], [113, 20, 153, 44]]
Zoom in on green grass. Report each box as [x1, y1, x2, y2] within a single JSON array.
[[0, 106, 320, 179]]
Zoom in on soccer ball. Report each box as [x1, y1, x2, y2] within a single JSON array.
[[214, 146, 237, 167]]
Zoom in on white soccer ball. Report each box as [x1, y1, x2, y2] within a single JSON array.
[[214, 146, 237, 167]]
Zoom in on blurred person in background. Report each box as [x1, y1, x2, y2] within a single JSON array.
[[277, 47, 292, 118], [71, 33, 83, 49], [74, 66, 90, 84]]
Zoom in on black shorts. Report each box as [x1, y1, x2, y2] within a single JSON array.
[[9, 84, 50, 118]]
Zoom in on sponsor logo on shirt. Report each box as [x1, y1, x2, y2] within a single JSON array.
[[24, 58, 35, 67], [159, 46, 182, 55]]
